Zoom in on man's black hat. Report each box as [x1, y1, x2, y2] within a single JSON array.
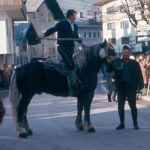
[[122, 45, 130, 51]]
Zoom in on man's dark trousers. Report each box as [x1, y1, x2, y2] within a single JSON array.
[[118, 81, 138, 126]]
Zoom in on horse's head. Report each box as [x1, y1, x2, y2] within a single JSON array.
[[99, 39, 117, 59]]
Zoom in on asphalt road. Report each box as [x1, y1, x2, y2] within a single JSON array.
[[0, 73, 150, 150]]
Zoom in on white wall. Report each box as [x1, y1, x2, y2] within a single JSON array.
[[102, 0, 143, 53], [0, 11, 14, 54], [0, 10, 14, 66]]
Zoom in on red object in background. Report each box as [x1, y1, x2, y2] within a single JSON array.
[[0, 98, 5, 124]]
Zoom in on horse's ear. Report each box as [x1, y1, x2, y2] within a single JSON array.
[[103, 39, 107, 47], [100, 39, 107, 48]]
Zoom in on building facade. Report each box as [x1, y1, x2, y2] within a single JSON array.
[[24, 0, 65, 63], [0, 0, 27, 66], [92, 0, 149, 54], [15, 22, 38, 65], [75, 19, 102, 53]]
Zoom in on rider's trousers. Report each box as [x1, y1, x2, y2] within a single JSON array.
[[58, 46, 75, 71]]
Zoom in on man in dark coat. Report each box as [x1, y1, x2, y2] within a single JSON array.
[[108, 45, 144, 130], [39, 9, 86, 94]]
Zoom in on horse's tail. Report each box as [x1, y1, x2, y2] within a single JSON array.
[[9, 71, 20, 122]]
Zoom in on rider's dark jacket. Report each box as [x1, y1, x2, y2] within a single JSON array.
[[44, 20, 82, 47]]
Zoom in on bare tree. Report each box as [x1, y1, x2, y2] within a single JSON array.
[[120, 0, 150, 28]]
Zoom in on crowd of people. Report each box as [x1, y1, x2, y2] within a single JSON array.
[[0, 64, 15, 90], [132, 53, 150, 95]]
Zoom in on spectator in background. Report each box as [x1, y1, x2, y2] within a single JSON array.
[[3, 64, 6, 70], [3, 68, 9, 89], [141, 41, 147, 56], [0, 73, 2, 90], [139, 54, 148, 87], [139, 54, 148, 95], [135, 55, 140, 63], [0, 66, 4, 90], [146, 55, 150, 87], [130, 55, 135, 60], [12, 64, 15, 71], [102, 65, 117, 102]]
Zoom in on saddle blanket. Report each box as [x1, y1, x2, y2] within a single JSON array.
[[43, 61, 68, 76]]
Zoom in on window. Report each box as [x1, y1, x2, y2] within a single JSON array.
[[33, 12, 36, 18], [93, 32, 96, 38], [107, 7, 114, 14], [107, 22, 115, 30], [86, 32, 89, 38], [134, 4, 141, 11], [6, 18, 9, 37], [89, 32, 91, 38], [120, 5, 125, 13], [98, 32, 100, 37], [53, 48, 55, 55], [136, 36, 144, 44], [9, 21, 12, 37], [24, 58, 28, 64], [108, 38, 116, 45], [48, 13, 51, 21], [48, 48, 51, 55], [121, 37, 129, 44], [34, 48, 36, 56], [42, 48, 44, 56], [80, 12, 83, 18], [84, 32, 86, 38], [41, 11, 44, 17], [120, 21, 129, 29]]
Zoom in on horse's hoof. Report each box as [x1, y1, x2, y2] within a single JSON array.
[[19, 133, 27, 139], [26, 130, 33, 136], [88, 127, 96, 133], [78, 126, 84, 131]]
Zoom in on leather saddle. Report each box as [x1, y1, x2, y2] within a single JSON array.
[[42, 61, 68, 76]]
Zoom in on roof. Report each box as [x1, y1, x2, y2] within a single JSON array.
[[15, 22, 39, 46], [26, 0, 65, 20], [91, 0, 112, 6], [26, 0, 43, 12]]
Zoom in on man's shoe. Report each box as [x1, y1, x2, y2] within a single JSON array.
[[72, 84, 85, 93], [134, 124, 139, 130], [113, 99, 118, 102], [116, 124, 125, 130]]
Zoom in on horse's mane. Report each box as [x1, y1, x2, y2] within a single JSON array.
[[74, 42, 101, 70]]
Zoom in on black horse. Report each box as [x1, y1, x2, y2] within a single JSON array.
[[9, 40, 118, 138]]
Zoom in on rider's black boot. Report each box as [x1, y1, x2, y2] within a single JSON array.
[[68, 71, 84, 93]]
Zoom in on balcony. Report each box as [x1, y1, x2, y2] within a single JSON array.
[[0, 0, 27, 21]]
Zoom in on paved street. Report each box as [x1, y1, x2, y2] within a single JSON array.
[[0, 73, 150, 150]]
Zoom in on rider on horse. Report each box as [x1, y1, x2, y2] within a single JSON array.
[[39, 9, 87, 94]]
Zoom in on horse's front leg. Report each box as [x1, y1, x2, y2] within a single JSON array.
[[23, 114, 33, 136], [83, 92, 96, 133], [75, 97, 84, 131]]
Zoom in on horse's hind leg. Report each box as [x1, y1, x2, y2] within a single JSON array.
[[16, 93, 34, 138], [83, 92, 96, 133], [75, 97, 84, 131]]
